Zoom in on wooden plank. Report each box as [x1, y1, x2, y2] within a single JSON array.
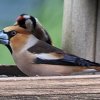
[[62, 0, 97, 61], [0, 75, 100, 99]]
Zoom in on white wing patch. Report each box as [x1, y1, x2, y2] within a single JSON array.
[[35, 53, 60, 60]]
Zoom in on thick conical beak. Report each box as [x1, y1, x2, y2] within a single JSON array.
[[0, 30, 9, 45]]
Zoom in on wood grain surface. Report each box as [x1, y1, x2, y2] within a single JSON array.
[[0, 75, 100, 99]]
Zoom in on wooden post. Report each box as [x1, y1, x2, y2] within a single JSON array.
[[62, 0, 98, 61], [95, 0, 100, 63]]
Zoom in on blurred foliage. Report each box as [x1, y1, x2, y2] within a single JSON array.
[[0, 0, 64, 64]]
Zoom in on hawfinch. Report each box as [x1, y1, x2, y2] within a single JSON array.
[[0, 25, 100, 76], [15, 14, 52, 45]]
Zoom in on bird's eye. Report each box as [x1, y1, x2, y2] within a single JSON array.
[[11, 31, 17, 36]]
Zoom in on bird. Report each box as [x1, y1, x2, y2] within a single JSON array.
[[14, 14, 52, 45], [0, 25, 100, 76]]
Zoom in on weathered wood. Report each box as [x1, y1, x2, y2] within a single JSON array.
[[0, 75, 100, 99], [62, 0, 97, 61]]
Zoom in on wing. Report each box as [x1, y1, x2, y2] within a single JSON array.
[[35, 53, 100, 66], [28, 40, 100, 66], [28, 40, 63, 53]]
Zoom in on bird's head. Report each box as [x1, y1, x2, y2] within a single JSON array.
[[15, 14, 36, 32], [0, 25, 37, 53]]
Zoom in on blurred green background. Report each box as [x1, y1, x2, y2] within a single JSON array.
[[0, 0, 64, 64]]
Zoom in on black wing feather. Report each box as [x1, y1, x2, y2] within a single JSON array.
[[35, 54, 100, 66]]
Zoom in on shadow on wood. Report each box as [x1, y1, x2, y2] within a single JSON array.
[[0, 65, 26, 76]]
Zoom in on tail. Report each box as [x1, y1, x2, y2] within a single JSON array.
[[63, 54, 100, 66], [77, 58, 100, 71], [75, 57, 100, 66], [63, 54, 100, 71], [79, 59, 100, 72]]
